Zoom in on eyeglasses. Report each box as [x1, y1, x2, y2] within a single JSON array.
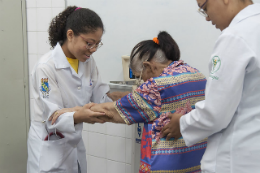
[[136, 68, 144, 86], [198, 0, 209, 17], [79, 35, 103, 50]]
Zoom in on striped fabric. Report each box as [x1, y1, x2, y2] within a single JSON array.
[[115, 60, 207, 173]]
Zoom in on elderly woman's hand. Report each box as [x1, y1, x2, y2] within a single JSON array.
[[90, 102, 126, 124], [73, 103, 108, 124]]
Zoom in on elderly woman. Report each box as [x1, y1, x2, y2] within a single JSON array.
[[52, 31, 207, 172]]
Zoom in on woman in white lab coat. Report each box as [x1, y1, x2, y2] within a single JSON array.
[[161, 0, 260, 173], [27, 6, 114, 173]]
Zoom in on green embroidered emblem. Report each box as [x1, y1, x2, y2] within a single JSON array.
[[211, 56, 221, 74]]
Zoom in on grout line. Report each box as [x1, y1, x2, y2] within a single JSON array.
[[87, 130, 132, 139], [87, 154, 132, 165], [64, 0, 67, 8]]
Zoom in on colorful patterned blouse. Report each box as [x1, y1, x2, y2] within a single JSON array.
[[115, 61, 207, 173]]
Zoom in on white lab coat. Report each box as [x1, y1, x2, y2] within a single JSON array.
[[180, 4, 260, 173], [27, 43, 112, 173]]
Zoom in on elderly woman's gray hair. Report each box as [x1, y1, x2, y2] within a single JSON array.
[[130, 49, 168, 73]]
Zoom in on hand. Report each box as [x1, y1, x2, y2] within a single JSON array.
[[90, 103, 114, 121], [90, 103, 110, 117], [107, 91, 130, 101], [90, 102, 125, 124], [49, 106, 82, 125], [161, 112, 184, 141], [73, 103, 108, 124]]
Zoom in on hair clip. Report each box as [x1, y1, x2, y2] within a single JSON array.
[[153, 37, 159, 45], [75, 7, 82, 11]]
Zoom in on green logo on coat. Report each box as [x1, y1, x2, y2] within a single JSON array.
[[211, 56, 221, 74]]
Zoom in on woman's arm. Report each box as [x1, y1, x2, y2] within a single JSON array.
[[49, 106, 81, 124], [49, 102, 125, 124], [89, 102, 126, 124], [107, 91, 130, 101], [49, 103, 107, 124]]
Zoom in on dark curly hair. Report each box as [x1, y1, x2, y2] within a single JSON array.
[[48, 6, 104, 48]]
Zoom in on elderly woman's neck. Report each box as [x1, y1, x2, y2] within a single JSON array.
[[152, 60, 173, 76], [158, 60, 173, 71]]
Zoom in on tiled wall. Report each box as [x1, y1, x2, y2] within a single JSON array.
[[83, 123, 133, 173], [26, 0, 65, 117], [26, 1, 133, 172]]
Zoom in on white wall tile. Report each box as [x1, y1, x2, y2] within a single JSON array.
[[125, 139, 132, 164], [27, 32, 38, 54], [88, 156, 106, 173], [82, 131, 89, 154], [52, 0, 65, 8], [52, 8, 65, 18], [37, 32, 51, 55], [125, 124, 133, 139], [36, 0, 51, 8], [107, 160, 125, 173], [28, 54, 38, 74], [83, 123, 89, 131], [88, 132, 106, 158], [88, 123, 106, 134], [107, 136, 126, 162], [36, 8, 52, 32], [125, 164, 132, 173], [26, 0, 37, 8], [106, 123, 126, 137], [27, 8, 37, 31]]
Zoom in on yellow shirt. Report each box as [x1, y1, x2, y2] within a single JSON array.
[[67, 57, 79, 74]]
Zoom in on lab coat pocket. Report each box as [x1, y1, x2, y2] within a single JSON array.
[[39, 137, 72, 173]]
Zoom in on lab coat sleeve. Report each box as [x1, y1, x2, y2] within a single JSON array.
[[90, 58, 112, 103], [180, 33, 255, 146], [33, 63, 76, 133]]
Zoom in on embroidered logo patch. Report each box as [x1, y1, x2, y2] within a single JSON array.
[[210, 56, 221, 80], [40, 78, 51, 98], [211, 56, 221, 74]]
